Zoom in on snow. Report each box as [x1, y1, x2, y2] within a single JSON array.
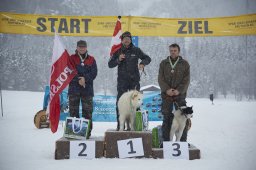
[[0, 90, 256, 170], [140, 84, 160, 91]]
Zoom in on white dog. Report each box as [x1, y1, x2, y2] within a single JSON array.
[[170, 106, 193, 141], [118, 90, 143, 131]]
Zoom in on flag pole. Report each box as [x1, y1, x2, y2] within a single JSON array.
[[0, 82, 3, 117]]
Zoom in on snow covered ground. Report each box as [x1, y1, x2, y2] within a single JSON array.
[[0, 90, 256, 170]]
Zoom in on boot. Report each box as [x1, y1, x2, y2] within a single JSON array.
[[116, 122, 120, 131]]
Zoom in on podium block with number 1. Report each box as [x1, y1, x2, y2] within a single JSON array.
[[117, 138, 144, 158]]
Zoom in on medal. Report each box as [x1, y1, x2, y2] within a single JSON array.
[[169, 56, 180, 73], [78, 53, 87, 67]]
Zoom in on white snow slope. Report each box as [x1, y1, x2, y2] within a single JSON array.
[[0, 90, 256, 170]]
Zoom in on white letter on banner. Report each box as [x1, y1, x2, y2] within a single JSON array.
[[59, 72, 68, 82], [63, 66, 73, 74], [50, 84, 58, 94], [56, 77, 64, 87]]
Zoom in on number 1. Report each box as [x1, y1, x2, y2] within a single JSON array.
[[127, 140, 136, 154]]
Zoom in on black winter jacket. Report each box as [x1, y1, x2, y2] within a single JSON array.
[[108, 44, 151, 82]]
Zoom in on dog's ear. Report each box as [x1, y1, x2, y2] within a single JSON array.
[[132, 91, 138, 99]]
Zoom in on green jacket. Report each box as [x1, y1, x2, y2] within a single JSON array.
[[158, 56, 190, 100]]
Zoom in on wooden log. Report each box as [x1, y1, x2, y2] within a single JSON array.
[[104, 129, 152, 158], [55, 136, 104, 159]]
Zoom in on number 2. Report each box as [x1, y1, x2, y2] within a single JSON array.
[[78, 143, 87, 157]]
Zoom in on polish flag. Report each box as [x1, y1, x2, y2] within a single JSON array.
[[48, 33, 77, 133], [110, 16, 122, 56]]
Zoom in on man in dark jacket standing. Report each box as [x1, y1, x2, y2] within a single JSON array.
[[68, 40, 97, 137], [108, 31, 151, 130], [158, 43, 190, 143]]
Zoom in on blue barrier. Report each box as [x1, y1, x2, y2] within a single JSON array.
[[43, 86, 162, 122], [142, 91, 162, 121], [43, 86, 69, 121]]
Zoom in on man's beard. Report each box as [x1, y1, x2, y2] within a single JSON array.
[[171, 54, 178, 59]]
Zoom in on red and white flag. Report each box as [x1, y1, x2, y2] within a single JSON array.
[[110, 16, 122, 56], [48, 33, 77, 133]]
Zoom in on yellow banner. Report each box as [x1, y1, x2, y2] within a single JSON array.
[[0, 12, 256, 37]]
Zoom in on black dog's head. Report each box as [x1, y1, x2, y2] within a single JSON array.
[[180, 106, 193, 118]]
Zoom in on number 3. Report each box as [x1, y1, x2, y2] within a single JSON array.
[[172, 143, 181, 156]]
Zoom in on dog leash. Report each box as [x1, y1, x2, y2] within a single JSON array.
[[140, 67, 146, 77], [173, 101, 189, 118], [174, 101, 180, 110]]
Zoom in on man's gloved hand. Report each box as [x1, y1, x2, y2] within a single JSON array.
[[138, 64, 145, 70], [119, 54, 126, 61], [78, 77, 86, 88], [166, 88, 179, 96]]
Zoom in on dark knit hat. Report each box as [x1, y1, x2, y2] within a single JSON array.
[[121, 31, 132, 40], [77, 40, 87, 47]]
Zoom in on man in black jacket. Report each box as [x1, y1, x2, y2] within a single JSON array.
[[108, 31, 151, 130]]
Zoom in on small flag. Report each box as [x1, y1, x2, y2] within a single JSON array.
[[110, 16, 122, 56]]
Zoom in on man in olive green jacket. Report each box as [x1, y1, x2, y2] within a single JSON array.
[[158, 43, 190, 144]]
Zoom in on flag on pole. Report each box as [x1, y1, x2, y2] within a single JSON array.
[[48, 33, 77, 133], [110, 16, 122, 56]]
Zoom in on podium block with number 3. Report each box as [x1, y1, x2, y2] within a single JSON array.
[[117, 138, 144, 158], [163, 142, 189, 159]]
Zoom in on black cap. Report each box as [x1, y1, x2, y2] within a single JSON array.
[[121, 31, 132, 40], [77, 40, 87, 47]]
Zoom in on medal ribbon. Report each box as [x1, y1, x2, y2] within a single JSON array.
[[168, 56, 180, 71], [78, 53, 88, 65]]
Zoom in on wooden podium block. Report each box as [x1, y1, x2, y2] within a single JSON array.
[[104, 129, 152, 158], [152, 144, 201, 160], [55, 136, 104, 159], [151, 148, 163, 159], [189, 144, 201, 160]]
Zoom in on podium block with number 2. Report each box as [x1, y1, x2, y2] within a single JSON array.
[[163, 142, 189, 159], [117, 138, 144, 158], [70, 141, 95, 159]]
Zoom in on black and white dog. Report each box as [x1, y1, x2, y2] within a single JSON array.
[[170, 106, 193, 141]]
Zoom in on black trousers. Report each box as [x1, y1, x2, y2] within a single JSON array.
[[69, 94, 93, 135]]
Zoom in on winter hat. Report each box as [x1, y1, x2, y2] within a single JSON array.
[[77, 40, 87, 47], [121, 31, 132, 40]]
